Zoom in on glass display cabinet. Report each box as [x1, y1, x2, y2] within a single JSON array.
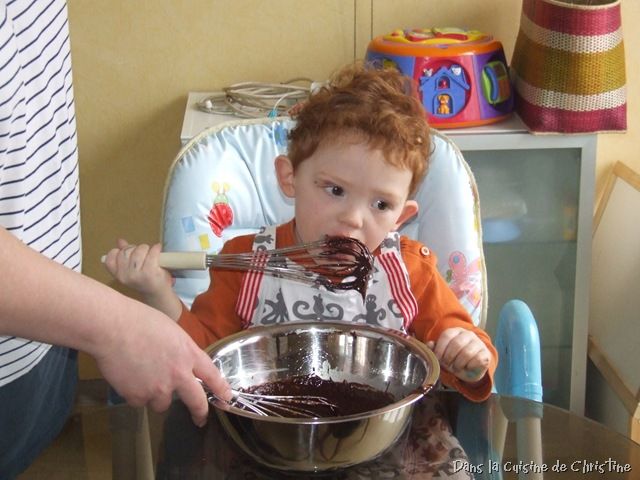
[[444, 117, 596, 414]]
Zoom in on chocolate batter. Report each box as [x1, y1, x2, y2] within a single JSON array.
[[318, 237, 373, 298], [237, 374, 396, 418]]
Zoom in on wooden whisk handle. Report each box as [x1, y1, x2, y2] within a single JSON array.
[[100, 251, 208, 270], [157, 252, 208, 270]]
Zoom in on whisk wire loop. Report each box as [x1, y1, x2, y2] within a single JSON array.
[[231, 391, 338, 417], [207, 237, 373, 296], [200, 379, 338, 417]]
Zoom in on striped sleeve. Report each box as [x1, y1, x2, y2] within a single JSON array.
[[0, 0, 80, 386]]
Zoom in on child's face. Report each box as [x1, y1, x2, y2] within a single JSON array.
[[275, 138, 418, 252]]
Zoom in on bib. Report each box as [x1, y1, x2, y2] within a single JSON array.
[[235, 226, 418, 332]]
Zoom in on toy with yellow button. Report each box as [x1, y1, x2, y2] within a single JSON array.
[[366, 27, 514, 129]]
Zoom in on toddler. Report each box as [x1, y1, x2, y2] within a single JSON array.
[[105, 64, 497, 401]]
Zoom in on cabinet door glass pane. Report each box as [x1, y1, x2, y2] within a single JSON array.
[[465, 148, 581, 409]]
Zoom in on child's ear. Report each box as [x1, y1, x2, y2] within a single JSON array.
[[394, 200, 419, 229], [274, 155, 295, 198]]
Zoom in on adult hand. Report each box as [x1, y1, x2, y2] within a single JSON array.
[[0, 227, 230, 426], [92, 304, 231, 427]]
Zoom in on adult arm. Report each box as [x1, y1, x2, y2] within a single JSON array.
[[0, 227, 230, 426]]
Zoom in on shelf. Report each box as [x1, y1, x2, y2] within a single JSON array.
[[439, 113, 529, 136]]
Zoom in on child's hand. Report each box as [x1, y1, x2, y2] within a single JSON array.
[[427, 327, 491, 384], [104, 239, 174, 299]]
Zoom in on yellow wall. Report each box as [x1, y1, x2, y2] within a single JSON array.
[[67, 1, 639, 377]]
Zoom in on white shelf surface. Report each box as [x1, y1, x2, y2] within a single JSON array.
[[180, 91, 531, 145]]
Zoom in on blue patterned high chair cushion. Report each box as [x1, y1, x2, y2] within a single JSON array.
[[162, 118, 487, 327]]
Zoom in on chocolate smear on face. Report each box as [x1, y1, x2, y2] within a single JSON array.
[[312, 237, 373, 299]]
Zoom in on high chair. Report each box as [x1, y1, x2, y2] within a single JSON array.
[[161, 116, 542, 402], [154, 117, 545, 476], [107, 117, 545, 478]]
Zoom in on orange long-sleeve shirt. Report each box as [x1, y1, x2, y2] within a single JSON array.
[[178, 221, 497, 401]]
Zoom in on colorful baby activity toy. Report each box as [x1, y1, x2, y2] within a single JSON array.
[[366, 27, 513, 128]]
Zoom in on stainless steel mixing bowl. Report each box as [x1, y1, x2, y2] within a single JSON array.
[[206, 322, 440, 472]]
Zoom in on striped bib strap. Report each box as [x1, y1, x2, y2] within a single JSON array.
[[378, 250, 418, 331], [235, 226, 276, 327]]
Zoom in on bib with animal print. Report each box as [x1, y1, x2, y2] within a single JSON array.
[[235, 226, 417, 331]]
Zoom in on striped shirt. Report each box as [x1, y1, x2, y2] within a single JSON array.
[[0, 0, 80, 387]]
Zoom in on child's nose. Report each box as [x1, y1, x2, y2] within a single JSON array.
[[338, 205, 364, 229]]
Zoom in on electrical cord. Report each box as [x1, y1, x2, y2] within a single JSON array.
[[197, 78, 315, 118]]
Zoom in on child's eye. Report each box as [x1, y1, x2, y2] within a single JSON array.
[[373, 199, 391, 211], [324, 185, 344, 197]]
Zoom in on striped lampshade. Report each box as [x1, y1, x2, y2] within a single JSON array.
[[511, 0, 626, 133]]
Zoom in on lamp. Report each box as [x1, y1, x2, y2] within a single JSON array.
[[510, 0, 626, 134]]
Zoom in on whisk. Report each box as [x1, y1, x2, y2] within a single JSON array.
[[227, 391, 338, 417], [121, 237, 374, 296], [199, 380, 338, 417]]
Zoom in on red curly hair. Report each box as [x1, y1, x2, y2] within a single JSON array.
[[288, 63, 430, 196]]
